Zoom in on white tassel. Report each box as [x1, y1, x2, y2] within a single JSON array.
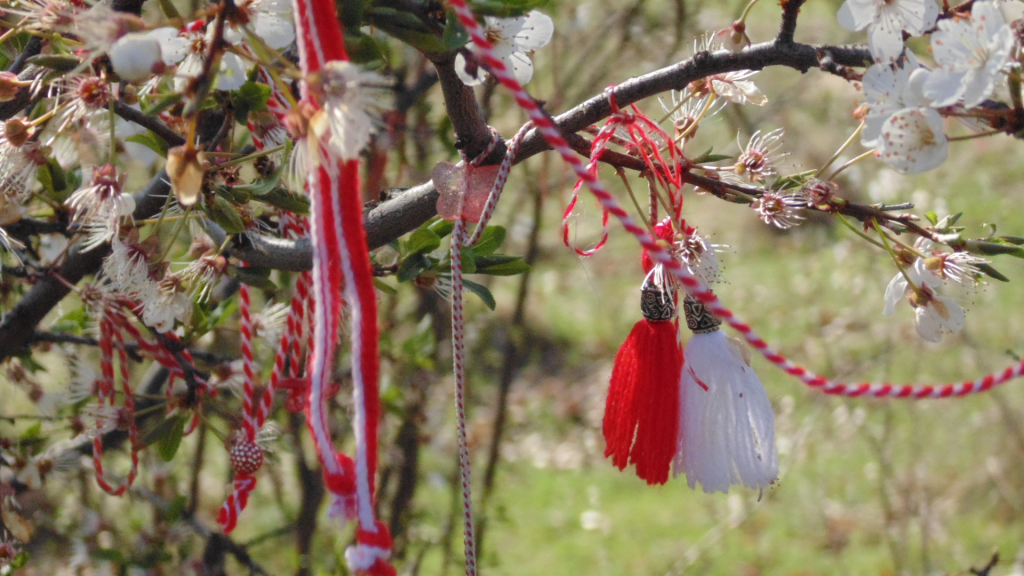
[[674, 329, 778, 493]]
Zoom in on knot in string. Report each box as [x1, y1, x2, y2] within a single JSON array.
[[460, 126, 502, 167]]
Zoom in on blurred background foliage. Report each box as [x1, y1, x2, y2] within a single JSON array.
[[5, 0, 1024, 573]]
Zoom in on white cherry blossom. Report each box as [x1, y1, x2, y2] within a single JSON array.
[[883, 256, 968, 342], [838, 0, 938, 63], [311, 61, 390, 161], [153, 23, 248, 92], [224, 0, 295, 51], [859, 52, 949, 173], [922, 0, 1014, 108], [65, 164, 135, 251], [140, 274, 192, 333], [874, 106, 948, 174], [676, 229, 725, 285], [455, 10, 554, 86], [861, 53, 918, 147]]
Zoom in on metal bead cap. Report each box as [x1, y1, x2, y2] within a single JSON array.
[[683, 296, 721, 334]]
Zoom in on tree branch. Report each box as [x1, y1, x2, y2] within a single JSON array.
[[428, 53, 507, 164], [113, 100, 186, 147], [776, 0, 806, 45]]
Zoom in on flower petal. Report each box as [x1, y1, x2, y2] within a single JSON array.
[[512, 10, 554, 51], [883, 272, 908, 316]]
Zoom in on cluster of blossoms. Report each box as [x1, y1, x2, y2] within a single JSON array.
[[854, 0, 1022, 174]]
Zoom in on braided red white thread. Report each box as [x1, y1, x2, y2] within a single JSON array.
[[445, 0, 1024, 399], [445, 126, 522, 576], [465, 122, 530, 247], [292, 0, 394, 572], [92, 310, 139, 496]]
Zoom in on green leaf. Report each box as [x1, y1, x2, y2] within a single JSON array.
[[429, 219, 455, 238], [234, 266, 278, 290], [340, 0, 369, 38], [158, 0, 181, 19], [206, 195, 246, 234], [231, 81, 272, 125], [472, 254, 518, 268], [442, 11, 470, 49], [93, 548, 126, 563], [157, 416, 186, 462], [165, 494, 188, 522], [216, 184, 251, 204], [374, 278, 398, 295], [977, 262, 1010, 282], [996, 236, 1024, 245], [462, 278, 496, 310], [345, 32, 387, 65], [925, 212, 938, 225], [967, 240, 1024, 257], [256, 188, 310, 215], [16, 352, 46, 374], [459, 247, 477, 274], [126, 131, 170, 156], [143, 93, 183, 116], [51, 308, 89, 336], [406, 227, 441, 255], [476, 258, 530, 276], [37, 163, 56, 196], [401, 315, 436, 368], [468, 0, 548, 18], [398, 253, 433, 282], [367, 7, 448, 52], [27, 54, 80, 71], [21, 422, 42, 441], [692, 147, 731, 164], [11, 551, 30, 569], [469, 226, 506, 256], [935, 212, 962, 230], [45, 158, 67, 194]]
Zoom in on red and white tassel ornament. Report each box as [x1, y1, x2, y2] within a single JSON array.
[[292, 0, 394, 571], [674, 296, 778, 493], [603, 224, 683, 485]]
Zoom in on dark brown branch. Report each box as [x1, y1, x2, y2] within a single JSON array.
[[215, 41, 872, 271], [0, 108, 225, 363], [0, 173, 169, 362], [2, 217, 72, 238], [111, 0, 146, 15], [288, 413, 323, 576], [776, 0, 806, 45], [429, 54, 507, 164], [112, 100, 186, 147]]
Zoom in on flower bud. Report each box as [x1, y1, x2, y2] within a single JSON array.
[[4, 119, 30, 148], [109, 33, 165, 83], [166, 145, 206, 207], [0, 71, 24, 102]]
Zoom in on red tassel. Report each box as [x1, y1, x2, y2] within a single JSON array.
[[603, 318, 682, 485]]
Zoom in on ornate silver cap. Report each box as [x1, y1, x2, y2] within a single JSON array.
[[640, 279, 676, 322], [683, 296, 721, 334]]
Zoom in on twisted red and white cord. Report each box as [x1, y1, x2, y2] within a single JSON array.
[[92, 311, 139, 496], [465, 122, 531, 247], [239, 281, 257, 442], [445, 0, 1024, 399], [293, 0, 394, 571], [217, 474, 257, 533], [445, 126, 522, 576], [449, 218, 477, 576]]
